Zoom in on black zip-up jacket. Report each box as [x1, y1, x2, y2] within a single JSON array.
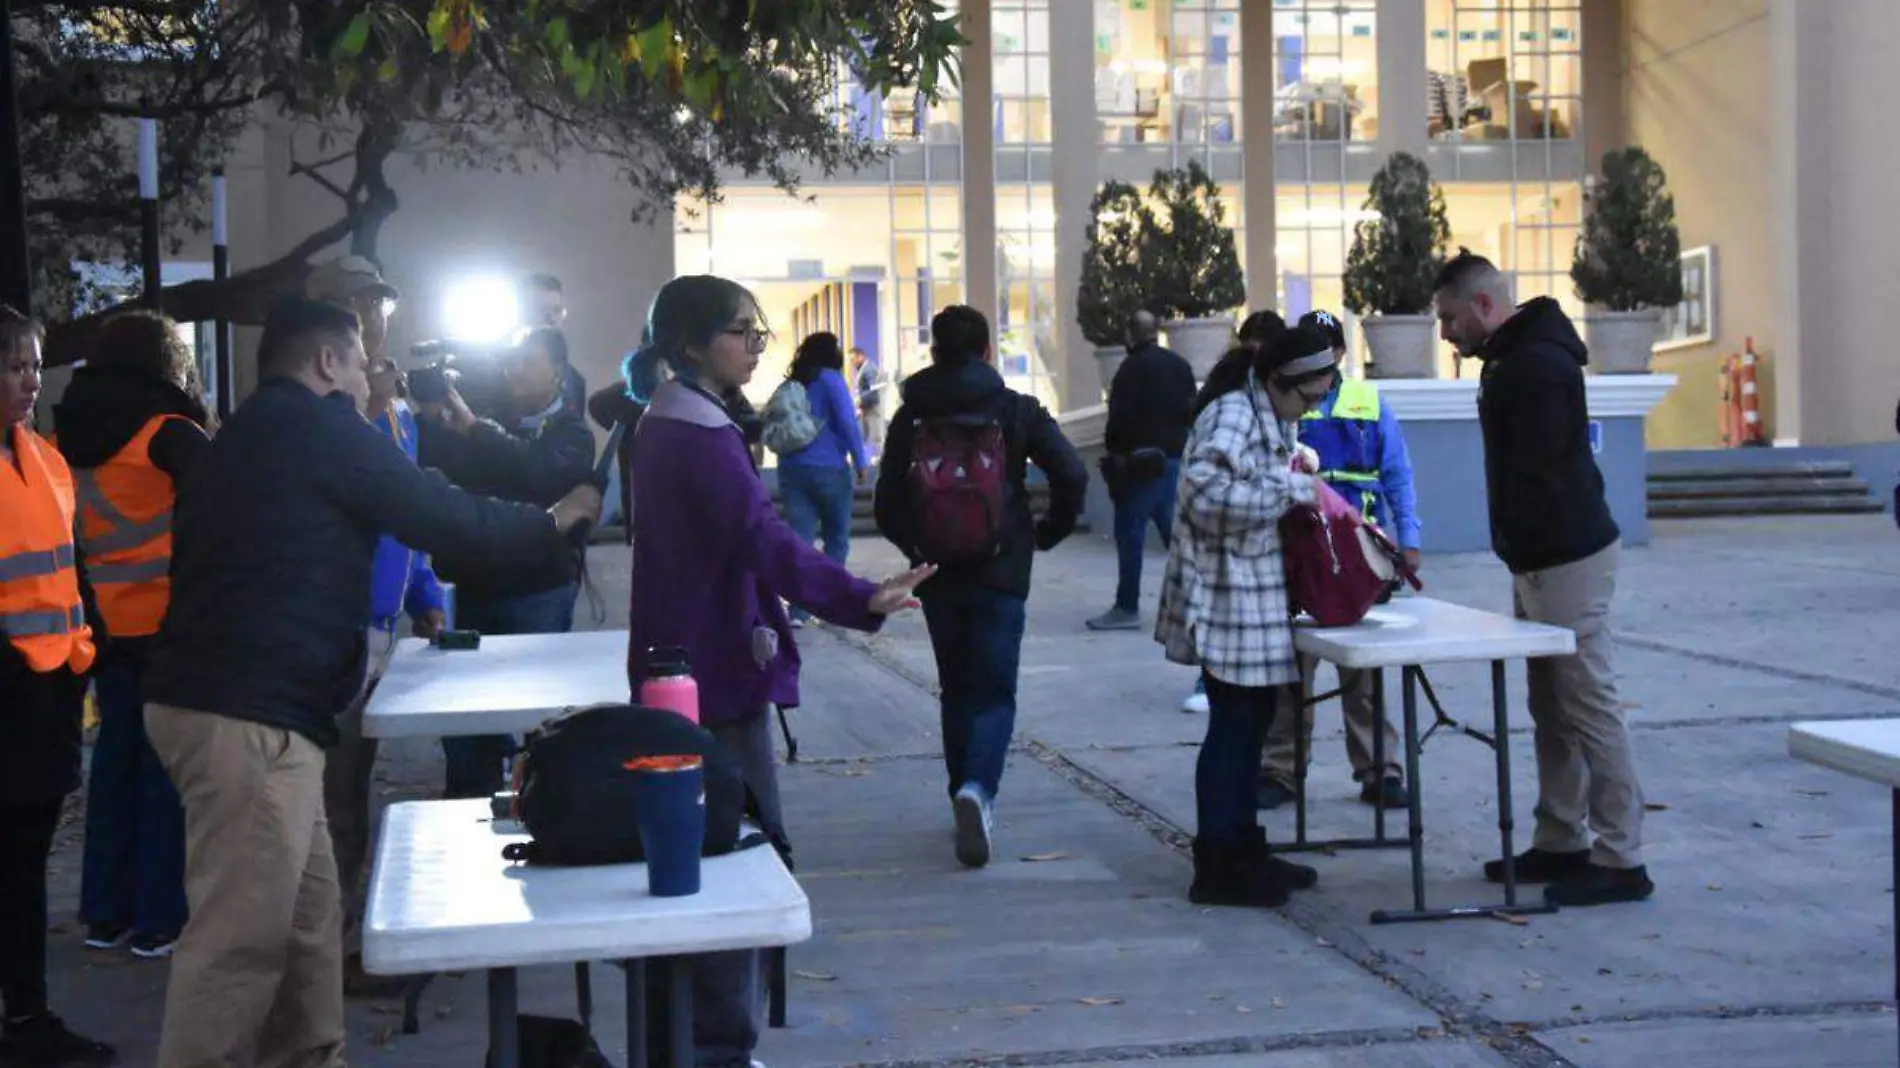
[[874, 360, 1088, 598], [1104, 340, 1197, 458], [145, 378, 569, 747], [1476, 297, 1621, 574], [52, 364, 211, 480], [418, 391, 595, 602]]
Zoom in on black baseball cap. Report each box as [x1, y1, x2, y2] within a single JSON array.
[[1297, 309, 1347, 353]]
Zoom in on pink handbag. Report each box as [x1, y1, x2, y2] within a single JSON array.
[[1281, 479, 1422, 627]]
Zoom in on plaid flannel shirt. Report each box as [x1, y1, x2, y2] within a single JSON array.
[[1154, 386, 1319, 688]]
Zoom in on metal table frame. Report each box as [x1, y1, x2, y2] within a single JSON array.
[[1281, 654, 1559, 926]]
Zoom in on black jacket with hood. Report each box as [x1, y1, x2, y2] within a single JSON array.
[[52, 364, 212, 501], [874, 360, 1088, 599], [1476, 297, 1620, 574]]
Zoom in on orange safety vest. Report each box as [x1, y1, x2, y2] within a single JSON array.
[[74, 414, 186, 639], [0, 425, 97, 674]]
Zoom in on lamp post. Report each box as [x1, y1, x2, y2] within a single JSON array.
[[138, 117, 161, 307], [0, 0, 32, 312]]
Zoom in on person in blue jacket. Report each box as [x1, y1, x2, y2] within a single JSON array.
[[325, 343, 446, 995], [777, 331, 871, 625], [1256, 309, 1422, 812]]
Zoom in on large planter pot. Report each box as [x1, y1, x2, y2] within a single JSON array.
[[1164, 316, 1236, 380], [1584, 309, 1663, 374], [1361, 315, 1438, 379], [1093, 345, 1128, 400]]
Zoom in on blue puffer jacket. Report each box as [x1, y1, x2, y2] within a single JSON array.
[[367, 401, 444, 631]]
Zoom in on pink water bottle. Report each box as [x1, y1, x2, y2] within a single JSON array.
[[640, 646, 700, 724]]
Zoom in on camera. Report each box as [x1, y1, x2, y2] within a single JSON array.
[[408, 339, 509, 414]]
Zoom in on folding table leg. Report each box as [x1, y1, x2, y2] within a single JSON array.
[[575, 961, 593, 1030], [1371, 667, 1388, 843], [1891, 789, 1898, 1065], [1492, 660, 1521, 907], [487, 968, 520, 1068], [768, 947, 788, 1028], [624, 960, 648, 1068], [648, 956, 693, 1068], [1402, 666, 1427, 909]]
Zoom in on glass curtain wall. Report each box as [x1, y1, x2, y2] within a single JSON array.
[[992, 0, 1057, 405]]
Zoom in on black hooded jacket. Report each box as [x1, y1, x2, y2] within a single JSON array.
[[874, 360, 1088, 598], [52, 365, 211, 482], [1476, 297, 1620, 574]]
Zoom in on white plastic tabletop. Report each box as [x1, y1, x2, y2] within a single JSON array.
[[362, 800, 812, 975], [1293, 596, 1576, 670], [1788, 719, 1900, 789], [363, 629, 629, 739]]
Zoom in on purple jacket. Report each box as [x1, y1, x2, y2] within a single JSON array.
[[627, 381, 883, 723]]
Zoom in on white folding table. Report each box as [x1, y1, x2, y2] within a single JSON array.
[[1788, 719, 1900, 1063], [1290, 596, 1577, 925], [363, 629, 631, 739], [364, 799, 812, 1068]]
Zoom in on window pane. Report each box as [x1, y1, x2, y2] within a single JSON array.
[[1272, 1, 1378, 143]]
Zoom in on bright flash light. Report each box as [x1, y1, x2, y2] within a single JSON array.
[[442, 275, 520, 342]]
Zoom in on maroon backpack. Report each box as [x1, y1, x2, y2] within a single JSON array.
[[907, 409, 1012, 565], [1281, 479, 1421, 627]]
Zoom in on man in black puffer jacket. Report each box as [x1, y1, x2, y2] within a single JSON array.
[[1434, 250, 1652, 909]]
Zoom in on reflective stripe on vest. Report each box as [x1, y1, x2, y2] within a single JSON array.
[[1300, 379, 1384, 523], [73, 415, 180, 638], [0, 427, 96, 673]]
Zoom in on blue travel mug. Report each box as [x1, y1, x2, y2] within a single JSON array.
[[630, 758, 705, 897]]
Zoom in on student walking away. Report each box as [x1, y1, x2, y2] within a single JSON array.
[[1179, 310, 1286, 715], [1433, 250, 1652, 908], [417, 325, 595, 799], [50, 311, 210, 965], [0, 307, 115, 1066], [624, 275, 930, 1068], [143, 298, 600, 1068], [875, 305, 1088, 868], [1257, 309, 1420, 812], [1088, 310, 1196, 632], [770, 332, 872, 625], [852, 346, 886, 460], [1154, 325, 1341, 909]]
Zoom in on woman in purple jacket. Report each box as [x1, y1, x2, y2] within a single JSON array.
[[623, 275, 930, 1068]]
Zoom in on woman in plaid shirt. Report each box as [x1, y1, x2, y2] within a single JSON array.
[[1156, 324, 1342, 908]]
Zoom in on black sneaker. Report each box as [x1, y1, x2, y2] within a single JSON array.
[[1256, 780, 1296, 810], [1482, 847, 1590, 885], [81, 923, 130, 950], [128, 933, 177, 960], [1544, 864, 1655, 907], [0, 1013, 116, 1067], [1358, 776, 1410, 810]]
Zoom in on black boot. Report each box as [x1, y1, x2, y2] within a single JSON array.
[[1246, 827, 1318, 892], [1189, 836, 1290, 908]]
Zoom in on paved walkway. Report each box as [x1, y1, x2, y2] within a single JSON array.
[[41, 514, 1900, 1067]]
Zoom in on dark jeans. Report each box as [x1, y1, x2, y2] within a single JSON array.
[[1112, 460, 1180, 612], [79, 647, 188, 938], [779, 463, 853, 566], [1197, 673, 1284, 842], [0, 799, 62, 1018], [442, 582, 578, 799], [922, 586, 1027, 800]]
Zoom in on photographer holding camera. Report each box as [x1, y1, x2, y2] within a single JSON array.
[[416, 325, 595, 798]]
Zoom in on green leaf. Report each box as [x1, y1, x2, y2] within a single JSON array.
[[425, 4, 450, 51], [377, 56, 398, 83], [546, 16, 569, 52], [635, 16, 672, 75], [333, 12, 372, 61]]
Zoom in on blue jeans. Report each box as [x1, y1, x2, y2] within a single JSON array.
[[779, 463, 853, 566], [922, 586, 1027, 800], [80, 646, 188, 938], [1196, 673, 1283, 842], [441, 582, 578, 799], [1113, 459, 1179, 612]]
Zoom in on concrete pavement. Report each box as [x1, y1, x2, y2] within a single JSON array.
[[38, 513, 1900, 1067]]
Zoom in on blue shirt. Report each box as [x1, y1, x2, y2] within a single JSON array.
[[779, 368, 870, 472], [367, 401, 445, 630]]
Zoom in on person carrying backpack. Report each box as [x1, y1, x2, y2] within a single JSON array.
[[873, 305, 1088, 868]]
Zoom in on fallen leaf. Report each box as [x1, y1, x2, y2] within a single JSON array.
[[1315, 937, 1334, 947], [1751, 821, 1766, 829], [434, 1004, 454, 1019], [1597, 967, 1613, 976], [1799, 833, 1833, 841], [1577, 1036, 1592, 1044], [1235, 1005, 1251, 1014], [1078, 996, 1122, 1007], [794, 970, 837, 982], [1493, 912, 1529, 926], [1269, 997, 1287, 1009], [1706, 883, 1723, 891], [1021, 852, 1069, 863], [370, 1005, 401, 1017], [1796, 789, 1829, 798], [1643, 802, 1668, 812]]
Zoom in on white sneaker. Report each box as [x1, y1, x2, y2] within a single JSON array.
[[952, 783, 993, 868], [1181, 691, 1209, 714]]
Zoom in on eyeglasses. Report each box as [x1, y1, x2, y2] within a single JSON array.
[[721, 326, 769, 351]]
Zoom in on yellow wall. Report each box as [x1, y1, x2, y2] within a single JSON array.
[[1623, 0, 1772, 449]]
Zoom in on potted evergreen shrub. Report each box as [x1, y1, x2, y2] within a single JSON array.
[[1076, 180, 1146, 398], [1572, 146, 1683, 374], [1138, 160, 1246, 379], [1343, 151, 1451, 379]]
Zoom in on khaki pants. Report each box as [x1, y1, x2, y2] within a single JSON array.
[[145, 704, 345, 1068], [1261, 656, 1402, 788], [323, 627, 398, 938], [1512, 540, 1645, 869]]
